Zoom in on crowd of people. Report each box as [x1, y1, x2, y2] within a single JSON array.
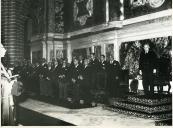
[[10, 53, 121, 103]]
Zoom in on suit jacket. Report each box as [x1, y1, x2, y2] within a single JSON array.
[[99, 60, 108, 72], [139, 50, 157, 73], [39, 63, 48, 79], [70, 64, 83, 81], [89, 58, 100, 72], [108, 60, 121, 77], [58, 66, 69, 81], [81, 65, 92, 80]]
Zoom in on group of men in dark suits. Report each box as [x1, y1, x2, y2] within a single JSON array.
[[12, 53, 121, 103]]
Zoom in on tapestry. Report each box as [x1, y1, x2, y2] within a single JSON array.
[[124, 0, 171, 19], [120, 36, 172, 79], [106, 44, 114, 60]]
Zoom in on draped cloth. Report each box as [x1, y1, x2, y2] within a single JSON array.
[[1, 63, 15, 125]]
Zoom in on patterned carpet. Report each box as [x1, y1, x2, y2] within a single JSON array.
[[105, 93, 172, 126]]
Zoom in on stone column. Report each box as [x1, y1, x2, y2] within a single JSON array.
[[66, 41, 72, 63], [1, 0, 26, 65], [42, 41, 47, 59]]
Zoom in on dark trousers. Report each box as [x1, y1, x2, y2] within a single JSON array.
[[108, 77, 120, 97], [58, 81, 68, 100], [142, 72, 154, 96], [97, 71, 107, 89]]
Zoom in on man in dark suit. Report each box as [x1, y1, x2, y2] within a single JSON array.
[[80, 59, 92, 102], [31, 62, 41, 94], [97, 55, 108, 90], [107, 55, 121, 97], [58, 60, 69, 100], [89, 53, 100, 90], [79, 55, 84, 68], [39, 58, 48, 96], [70, 58, 83, 103], [139, 43, 157, 96], [52, 61, 61, 98]]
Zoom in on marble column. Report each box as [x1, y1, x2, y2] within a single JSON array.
[[1, 0, 26, 65]]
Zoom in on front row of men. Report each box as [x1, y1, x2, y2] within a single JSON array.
[[13, 53, 121, 103]]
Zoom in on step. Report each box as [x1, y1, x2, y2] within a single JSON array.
[[109, 100, 172, 114], [104, 106, 172, 120], [127, 94, 172, 106]]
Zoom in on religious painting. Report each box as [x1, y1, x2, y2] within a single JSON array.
[[64, 0, 105, 32], [106, 44, 114, 60], [109, 0, 121, 21], [94, 45, 101, 60], [124, 0, 171, 19], [72, 47, 91, 59], [73, 0, 93, 26], [120, 36, 172, 79], [56, 49, 64, 59]]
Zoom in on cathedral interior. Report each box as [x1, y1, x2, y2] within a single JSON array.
[[1, 0, 172, 126]]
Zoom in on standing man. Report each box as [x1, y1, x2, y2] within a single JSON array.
[[70, 58, 83, 103], [139, 43, 157, 96], [107, 55, 121, 97], [98, 55, 108, 89], [80, 59, 92, 102], [52, 61, 61, 98], [79, 55, 84, 68], [89, 53, 100, 90], [58, 60, 69, 101]]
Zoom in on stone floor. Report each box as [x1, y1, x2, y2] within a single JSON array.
[[18, 98, 157, 126]]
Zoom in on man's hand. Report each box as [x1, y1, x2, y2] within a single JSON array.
[[72, 78, 76, 83], [139, 70, 142, 75], [153, 69, 156, 74]]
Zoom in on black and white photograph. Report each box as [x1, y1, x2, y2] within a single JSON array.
[[0, 0, 172, 126]]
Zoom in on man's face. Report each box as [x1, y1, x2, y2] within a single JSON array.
[[110, 56, 114, 61], [74, 59, 78, 66], [91, 54, 94, 59], [164, 40, 168, 47], [54, 61, 58, 66], [79, 56, 83, 61], [62, 61, 66, 66], [144, 44, 150, 52], [101, 56, 105, 61], [84, 59, 88, 66]]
